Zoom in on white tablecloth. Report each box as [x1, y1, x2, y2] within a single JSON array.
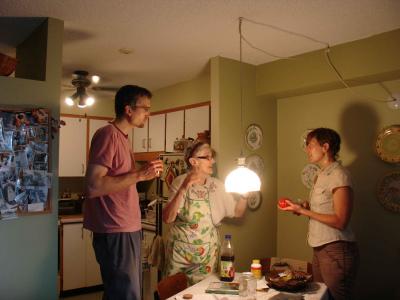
[[167, 273, 329, 300]]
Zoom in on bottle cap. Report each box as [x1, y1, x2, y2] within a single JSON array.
[[252, 259, 260, 264]]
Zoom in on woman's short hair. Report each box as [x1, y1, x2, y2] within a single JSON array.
[[114, 85, 152, 118], [184, 141, 213, 169], [306, 128, 341, 160]]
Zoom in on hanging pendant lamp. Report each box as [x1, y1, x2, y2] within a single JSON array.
[[224, 17, 261, 194]]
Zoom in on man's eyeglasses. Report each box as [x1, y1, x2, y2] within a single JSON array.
[[194, 155, 214, 161], [132, 105, 151, 113]]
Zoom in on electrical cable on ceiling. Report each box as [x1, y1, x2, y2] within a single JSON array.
[[240, 17, 397, 105]]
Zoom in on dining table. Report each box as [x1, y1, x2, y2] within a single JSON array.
[[167, 273, 329, 300]]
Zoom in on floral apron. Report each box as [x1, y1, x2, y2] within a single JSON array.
[[165, 183, 219, 285]]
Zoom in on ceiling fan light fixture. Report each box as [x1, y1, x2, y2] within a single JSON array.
[[65, 72, 97, 108]]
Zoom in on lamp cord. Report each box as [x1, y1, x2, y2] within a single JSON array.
[[239, 17, 396, 104], [239, 17, 244, 157]]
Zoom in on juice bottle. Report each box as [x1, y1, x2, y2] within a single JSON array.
[[220, 234, 235, 282]]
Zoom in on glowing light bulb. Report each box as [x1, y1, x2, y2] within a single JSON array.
[[86, 97, 95, 106], [65, 97, 74, 106], [225, 157, 261, 194], [91, 75, 100, 84]]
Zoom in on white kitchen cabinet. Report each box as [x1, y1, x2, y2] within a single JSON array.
[[88, 118, 111, 145], [184, 105, 210, 140], [133, 119, 148, 152], [59, 116, 113, 176], [61, 222, 102, 291], [165, 110, 184, 152], [148, 114, 165, 152], [133, 114, 165, 152], [59, 117, 87, 176]]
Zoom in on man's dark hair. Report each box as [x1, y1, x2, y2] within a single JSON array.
[[306, 127, 341, 160], [114, 85, 152, 118]]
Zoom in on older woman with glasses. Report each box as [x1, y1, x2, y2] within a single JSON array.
[[162, 141, 247, 285]]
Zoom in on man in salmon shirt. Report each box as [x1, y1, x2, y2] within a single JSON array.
[[84, 85, 163, 300]]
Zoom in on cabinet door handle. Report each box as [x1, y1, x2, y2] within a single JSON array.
[[148, 138, 152, 149], [82, 163, 85, 175], [142, 138, 146, 149]]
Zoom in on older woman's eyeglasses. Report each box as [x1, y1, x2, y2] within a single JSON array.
[[194, 155, 214, 161]]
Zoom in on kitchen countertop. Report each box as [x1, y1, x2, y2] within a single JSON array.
[[59, 214, 84, 224]]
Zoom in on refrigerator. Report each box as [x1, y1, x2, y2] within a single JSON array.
[[159, 153, 187, 199]]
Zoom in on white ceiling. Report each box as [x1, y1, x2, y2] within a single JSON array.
[[1, 0, 400, 97]]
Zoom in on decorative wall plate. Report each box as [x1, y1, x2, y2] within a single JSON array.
[[247, 192, 262, 210], [300, 164, 320, 189], [375, 125, 400, 163], [377, 171, 400, 213], [245, 124, 263, 150], [300, 129, 313, 152], [246, 154, 264, 177]]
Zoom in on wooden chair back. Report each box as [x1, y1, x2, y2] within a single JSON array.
[[155, 272, 188, 300]]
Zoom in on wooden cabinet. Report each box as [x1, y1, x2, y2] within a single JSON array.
[[60, 222, 102, 291], [184, 105, 210, 140], [59, 117, 87, 176]]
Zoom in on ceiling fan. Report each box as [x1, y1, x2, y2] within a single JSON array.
[[62, 70, 118, 108]]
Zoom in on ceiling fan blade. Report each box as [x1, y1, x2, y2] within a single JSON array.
[[61, 84, 75, 90], [91, 86, 119, 92]]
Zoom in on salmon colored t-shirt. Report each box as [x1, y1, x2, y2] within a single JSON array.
[[83, 124, 141, 233]]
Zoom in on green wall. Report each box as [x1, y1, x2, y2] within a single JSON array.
[[277, 81, 400, 299], [152, 69, 210, 111], [150, 58, 277, 272], [0, 18, 63, 299], [264, 29, 400, 299], [60, 25, 400, 299], [257, 28, 400, 99], [210, 56, 277, 271]]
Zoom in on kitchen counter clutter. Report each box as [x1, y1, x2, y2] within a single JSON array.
[[167, 273, 329, 300]]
